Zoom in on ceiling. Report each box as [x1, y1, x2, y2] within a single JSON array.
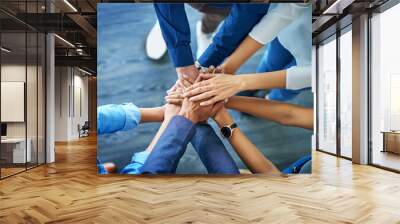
[[0, 0, 395, 75], [0, 0, 98, 74]]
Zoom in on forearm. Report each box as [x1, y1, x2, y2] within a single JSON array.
[[238, 70, 287, 91], [139, 107, 165, 123], [214, 111, 280, 174], [145, 113, 172, 152], [226, 96, 313, 130], [230, 129, 280, 174], [221, 36, 264, 74]]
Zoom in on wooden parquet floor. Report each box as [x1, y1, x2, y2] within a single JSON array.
[[1, 135, 400, 224]]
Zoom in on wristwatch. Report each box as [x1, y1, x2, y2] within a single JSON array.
[[195, 61, 208, 72], [220, 123, 238, 139]]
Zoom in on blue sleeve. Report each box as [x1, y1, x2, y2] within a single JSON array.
[[97, 103, 141, 135], [141, 116, 196, 174], [198, 3, 270, 67], [191, 123, 239, 174], [154, 3, 194, 67]]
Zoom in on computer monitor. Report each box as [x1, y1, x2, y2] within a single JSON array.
[[1, 123, 7, 137]]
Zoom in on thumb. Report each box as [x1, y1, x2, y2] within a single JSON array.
[[200, 73, 216, 81]]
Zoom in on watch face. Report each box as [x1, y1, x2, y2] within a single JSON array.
[[221, 126, 232, 138]]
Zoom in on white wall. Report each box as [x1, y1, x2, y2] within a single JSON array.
[[54, 67, 89, 141], [1, 63, 46, 164]]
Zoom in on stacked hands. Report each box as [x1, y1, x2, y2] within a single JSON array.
[[164, 66, 238, 124]]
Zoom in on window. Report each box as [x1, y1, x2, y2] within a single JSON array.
[[317, 37, 337, 154], [339, 29, 352, 158], [370, 3, 400, 171]]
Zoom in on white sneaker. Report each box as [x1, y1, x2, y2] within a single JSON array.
[[196, 20, 213, 59], [146, 20, 167, 60]]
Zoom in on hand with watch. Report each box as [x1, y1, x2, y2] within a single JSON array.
[[213, 105, 238, 139], [213, 102, 281, 174]]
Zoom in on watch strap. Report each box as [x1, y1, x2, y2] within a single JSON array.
[[229, 123, 238, 130]]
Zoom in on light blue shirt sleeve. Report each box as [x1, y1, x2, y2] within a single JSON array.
[[249, 3, 312, 90], [248, 3, 308, 45], [97, 103, 141, 135]]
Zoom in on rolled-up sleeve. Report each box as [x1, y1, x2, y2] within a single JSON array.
[[154, 3, 194, 67], [97, 103, 141, 134], [249, 3, 308, 45], [286, 66, 311, 90]]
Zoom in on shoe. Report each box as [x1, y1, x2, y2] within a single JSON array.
[[97, 159, 116, 174], [97, 103, 141, 134], [146, 20, 167, 60], [196, 21, 213, 59], [120, 151, 150, 174]]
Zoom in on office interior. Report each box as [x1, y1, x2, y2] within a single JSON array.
[[313, 0, 400, 172], [0, 0, 399, 222], [0, 0, 399, 176], [0, 0, 97, 179]]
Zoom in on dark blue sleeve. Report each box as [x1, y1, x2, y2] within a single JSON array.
[[198, 3, 270, 67], [154, 3, 194, 67], [191, 123, 239, 174], [141, 116, 196, 174]]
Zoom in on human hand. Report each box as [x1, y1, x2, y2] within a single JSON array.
[[179, 97, 223, 123], [213, 106, 234, 128], [176, 64, 199, 84], [171, 66, 217, 105], [164, 103, 181, 121], [183, 73, 243, 106], [165, 87, 184, 105], [198, 65, 222, 74]]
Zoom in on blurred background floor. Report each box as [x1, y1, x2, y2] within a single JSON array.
[[97, 3, 313, 173]]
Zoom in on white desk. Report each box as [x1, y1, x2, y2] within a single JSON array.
[[1, 138, 31, 163]]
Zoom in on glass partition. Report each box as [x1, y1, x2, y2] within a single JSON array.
[[370, 3, 400, 171], [1, 30, 28, 177], [317, 36, 337, 154], [339, 28, 352, 158], [0, 1, 46, 179]]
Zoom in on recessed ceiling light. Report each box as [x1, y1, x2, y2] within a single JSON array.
[[63, 0, 78, 12], [78, 67, 93, 76], [1, 47, 11, 53], [54, 34, 75, 48]]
